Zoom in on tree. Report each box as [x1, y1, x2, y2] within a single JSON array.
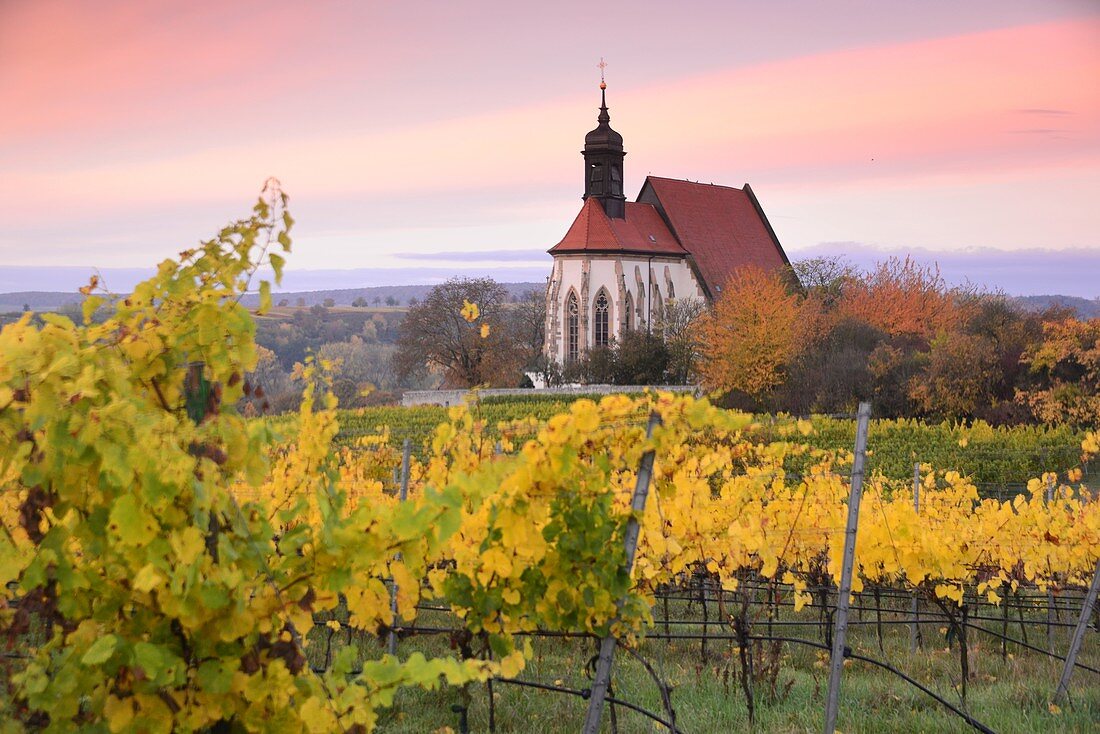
[[658, 298, 705, 384], [790, 255, 858, 308], [319, 336, 425, 406], [393, 277, 524, 388], [1017, 317, 1100, 426], [781, 317, 884, 414], [385, 296, 399, 306], [908, 330, 999, 419], [835, 257, 963, 341], [695, 267, 814, 403], [243, 345, 294, 414], [612, 331, 670, 384], [508, 289, 546, 371], [322, 297, 335, 308], [352, 296, 368, 307]]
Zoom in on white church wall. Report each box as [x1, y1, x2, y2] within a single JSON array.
[[544, 254, 705, 366]]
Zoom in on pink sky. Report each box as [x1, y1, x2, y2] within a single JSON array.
[[0, 0, 1098, 290]]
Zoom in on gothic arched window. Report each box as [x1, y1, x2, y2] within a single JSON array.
[[594, 291, 610, 347], [567, 291, 580, 362], [624, 291, 634, 332]]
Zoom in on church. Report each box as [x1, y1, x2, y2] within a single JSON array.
[[544, 81, 792, 366]]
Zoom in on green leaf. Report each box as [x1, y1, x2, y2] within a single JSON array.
[[269, 253, 286, 286], [259, 281, 272, 314], [108, 495, 157, 547], [133, 641, 166, 677], [196, 659, 238, 694], [82, 634, 119, 666]]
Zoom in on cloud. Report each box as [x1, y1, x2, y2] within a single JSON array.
[[788, 243, 1100, 298], [1013, 108, 1074, 115], [393, 249, 551, 263]]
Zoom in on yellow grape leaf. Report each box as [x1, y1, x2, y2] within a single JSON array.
[[132, 564, 163, 593], [300, 696, 337, 733], [460, 300, 479, 322], [500, 649, 525, 678], [104, 695, 135, 733], [171, 527, 206, 566]]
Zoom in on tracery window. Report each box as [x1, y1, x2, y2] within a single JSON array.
[[567, 291, 580, 362], [594, 291, 610, 347], [624, 291, 634, 332]]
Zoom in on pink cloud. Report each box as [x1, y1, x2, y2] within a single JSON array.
[[0, 8, 1097, 268]]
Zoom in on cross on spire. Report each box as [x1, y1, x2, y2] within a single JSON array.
[[598, 57, 607, 89]]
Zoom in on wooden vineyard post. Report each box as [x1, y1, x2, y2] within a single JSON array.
[[1053, 558, 1100, 707], [910, 462, 921, 653], [387, 439, 412, 656], [1047, 476, 1056, 654], [582, 413, 662, 734], [823, 402, 871, 734]]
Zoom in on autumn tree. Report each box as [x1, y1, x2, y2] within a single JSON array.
[[393, 277, 524, 388], [908, 330, 999, 419], [695, 267, 816, 403], [1017, 316, 1100, 426], [836, 257, 963, 341]]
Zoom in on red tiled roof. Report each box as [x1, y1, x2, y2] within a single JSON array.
[[548, 198, 686, 256], [641, 177, 789, 297]]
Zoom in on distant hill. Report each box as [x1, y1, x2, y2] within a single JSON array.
[[237, 282, 543, 309], [1011, 295, 1100, 319], [0, 291, 83, 314], [0, 283, 545, 314], [5, 286, 1098, 319]]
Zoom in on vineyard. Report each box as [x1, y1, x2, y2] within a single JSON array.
[[275, 398, 1092, 491], [1, 191, 1098, 733]]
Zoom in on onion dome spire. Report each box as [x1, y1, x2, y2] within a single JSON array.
[[582, 59, 626, 217]]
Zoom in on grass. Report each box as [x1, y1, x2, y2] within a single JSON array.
[[305, 591, 1099, 733]]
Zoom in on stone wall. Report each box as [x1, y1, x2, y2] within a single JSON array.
[[400, 384, 699, 407]]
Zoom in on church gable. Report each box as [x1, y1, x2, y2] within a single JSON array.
[[638, 176, 791, 299]]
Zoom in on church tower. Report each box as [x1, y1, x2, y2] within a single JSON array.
[[582, 80, 626, 219]]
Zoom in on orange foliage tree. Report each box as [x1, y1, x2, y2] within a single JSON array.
[[695, 267, 817, 400], [836, 257, 963, 340]]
